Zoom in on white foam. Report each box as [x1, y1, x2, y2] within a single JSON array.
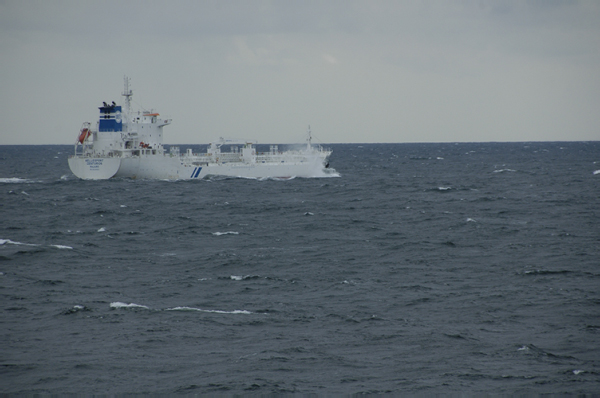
[[517, 345, 529, 351], [438, 187, 451, 191], [110, 302, 150, 309], [230, 275, 244, 280], [0, 239, 38, 246], [166, 306, 251, 314], [466, 218, 477, 222], [2, 239, 73, 249], [212, 231, 239, 236], [573, 369, 585, 375], [0, 178, 32, 183], [493, 169, 516, 173], [97, 227, 106, 232], [269, 176, 296, 181], [108, 302, 250, 314], [593, 170, 600, 175], [50, 244, 73, 250]]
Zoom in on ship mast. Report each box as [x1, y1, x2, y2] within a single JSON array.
[[122, 76, 132, 121], [307, 125, 312, 151]]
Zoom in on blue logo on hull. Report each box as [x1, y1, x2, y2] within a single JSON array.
[[190, 167, 202, 179]]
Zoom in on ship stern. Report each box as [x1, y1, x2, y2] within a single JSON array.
[[68, 157, 121, 180]]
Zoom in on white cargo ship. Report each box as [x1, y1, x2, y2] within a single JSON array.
[[68, 78, 335, 180]]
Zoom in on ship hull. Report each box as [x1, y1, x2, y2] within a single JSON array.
[[70, 154, 333, 180]]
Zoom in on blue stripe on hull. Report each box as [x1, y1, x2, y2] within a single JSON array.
[[190, 167, 202, 179]]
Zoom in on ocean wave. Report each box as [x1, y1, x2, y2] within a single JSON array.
[[0, 177, 37, 183], [62, 305, 90, 315], [212, 231, 239, 236], [0, 238, 38, 246], [229, 275, 261, 281], [110, 302, 150, 309], [268, 176, 297, 181], [1, 238, 73, 250], [166, 306, 251, 314], [108, 302, 251, 314], [49, 244, 73, 250], [522, 269, 571, 276]]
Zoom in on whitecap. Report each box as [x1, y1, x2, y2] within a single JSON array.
[[212, 231, 238, 236], [466, 218, 477, 222], [493, 169, 516, 173], [50, 244, 73, 250], [208, 309, 252, 314], [517, 345, 529, 351], [166, 306, 251, 314], [0, 178, 32, 183], [0, 239, 38, 246], [438, 187, 451, 191], [230, 275, 244, 280], [63, 305, 90, 314], [97, 227, 106, 232], [573, 369, 585, 375], [165, 306, 200, 312], [593, 170, 600, 175], [2, 239, 73, 250], [110, 302, 149, 309]]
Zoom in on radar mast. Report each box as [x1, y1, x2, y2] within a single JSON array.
[[122, 76, 132, 117]]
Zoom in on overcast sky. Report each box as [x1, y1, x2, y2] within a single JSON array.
[[1, 0, 599, 145]]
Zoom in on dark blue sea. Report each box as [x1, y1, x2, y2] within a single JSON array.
[[1, 142, 599, 395]]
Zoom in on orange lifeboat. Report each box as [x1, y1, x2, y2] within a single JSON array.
[[78, 128, 91, 144]]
